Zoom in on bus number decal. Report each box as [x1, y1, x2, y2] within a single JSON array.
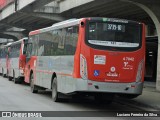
[[123, 57, 134, 70], [123, 57, 135, 61]]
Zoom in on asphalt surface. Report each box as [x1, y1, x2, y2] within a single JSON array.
[[0, 76, 159, 120]]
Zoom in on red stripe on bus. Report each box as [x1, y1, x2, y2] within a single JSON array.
[[36, 70, 72, 76], [29, 30, 40, 36], [57, 73, 72, 77], [36, 70, 52, 74]]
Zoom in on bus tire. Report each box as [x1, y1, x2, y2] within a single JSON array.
[[8, 76, 12, 81], [6, 70, 9, 78], [30, 73, 38, 93], [2, 74, 5, 77], [13, 78, 18, 84], [13, 71, 18, 84], [2, 69, 6, 78], [0, 69, 2, 76], [7, 70, 12, 81], [52, 78, 61, 102]]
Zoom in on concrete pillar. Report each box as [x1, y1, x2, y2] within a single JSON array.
[[145, 25, 156, 36], [127, 1, 160, 91]]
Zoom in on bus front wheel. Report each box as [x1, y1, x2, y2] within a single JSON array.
[[2, 69, 6, 78], [30, 73, 38, 93], [52, 78, 61, 102], [13, 71, 18, 84], [8, 76, 12, 81]]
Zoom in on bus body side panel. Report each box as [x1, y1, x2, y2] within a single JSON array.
[[57, 56, 75, 93], [8, 41, 22, 78], [34, 55, 74, 93], [35, 55, 75, 93], [0, 59, 1, 74], [0, 59, 3, 74], [24, 56, 37, 83], [19, 39, 28, 77], [35, 56, 53, 88], [57, 23, 84, 94], [9, 58, 19, 78], [141, 23, 146, 82], [52, 20, 86, 94], [1, 58, 7, 75], [7, 53, 11, 77], [0, 46, 10, 76]]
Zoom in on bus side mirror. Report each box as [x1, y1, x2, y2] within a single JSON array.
[[81, 22, 85, 27]]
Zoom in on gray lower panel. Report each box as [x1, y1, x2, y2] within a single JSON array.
[[75, 79, 143, 95]]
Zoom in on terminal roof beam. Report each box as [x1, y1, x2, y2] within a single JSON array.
[[21, 0, 58, 12], [19, 12, 65, 22], [0, 33, 18, 41]]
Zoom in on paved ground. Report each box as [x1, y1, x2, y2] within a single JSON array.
[[0, 76, 159, 120]]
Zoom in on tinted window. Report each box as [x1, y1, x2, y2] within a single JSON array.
[[27, 36, 39, 57], [38, 26, 79, 56], [0, 48, 7, 58], [86, 21, 142, 51], [9, 43, 21, 58]]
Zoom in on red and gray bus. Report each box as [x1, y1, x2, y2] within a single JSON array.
[[7, 38, 28, 83], [0, 43, 12, 77], [24, 17, 145, 102]]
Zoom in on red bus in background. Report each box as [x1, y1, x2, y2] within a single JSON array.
[[25, 17, 145, 103], [7, 38, 28, 83], [0, 43, 12, 77]]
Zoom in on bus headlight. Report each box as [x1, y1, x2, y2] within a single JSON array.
[[136, 60, 144, 82], [80, 54, 88, 80]]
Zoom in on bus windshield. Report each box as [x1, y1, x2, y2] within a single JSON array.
[[87, 21, 142, 51]]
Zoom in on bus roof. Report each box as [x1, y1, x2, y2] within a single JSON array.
[[10, 37, 28, 46], [0, 42, 12, 49], [29, 18, 81, 36], [4, 42, 12, 47], [29, 17, 142, 36]]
